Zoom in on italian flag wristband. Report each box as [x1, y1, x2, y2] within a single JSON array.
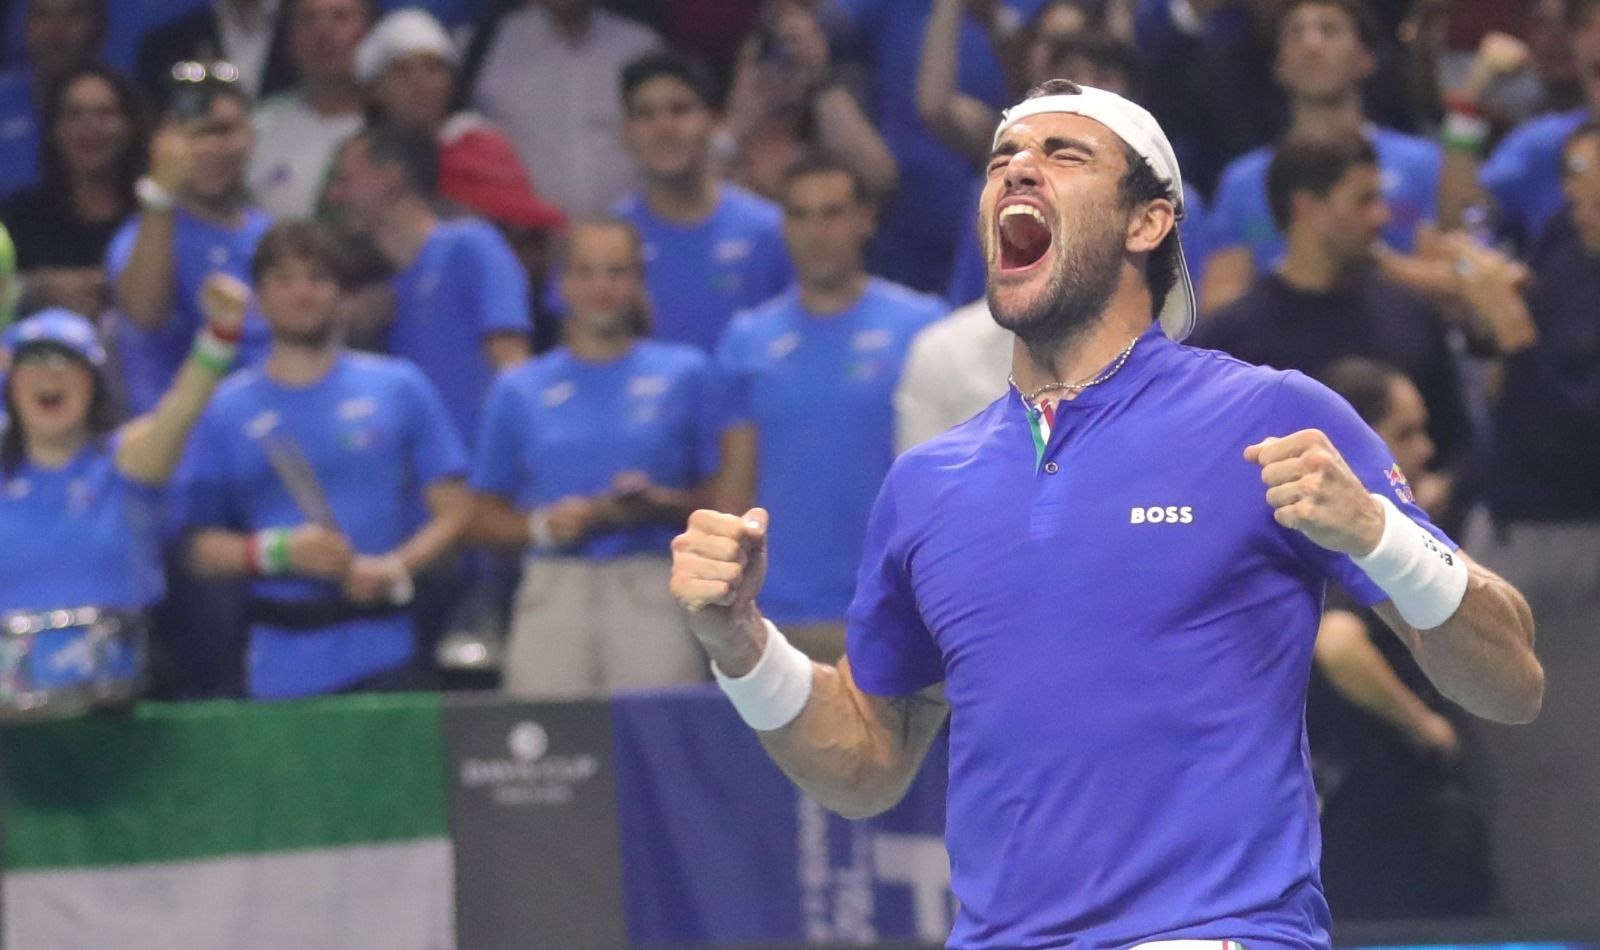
[[247, 528, 292, 576], [192, 327, 238, 376]]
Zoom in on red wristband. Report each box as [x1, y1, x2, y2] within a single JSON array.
[[206, 322, 245, 345]]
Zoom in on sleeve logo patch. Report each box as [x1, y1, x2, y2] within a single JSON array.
[[1384, 463, 1416, 505]]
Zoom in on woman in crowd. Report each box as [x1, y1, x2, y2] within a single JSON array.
[[468, 219, 725, 698], [0, 281, 245, 708], [0, 65, 148, 319]]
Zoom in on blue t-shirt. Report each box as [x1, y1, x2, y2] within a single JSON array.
[[847, 322, 1455, 949], [472, 340, 722, 560], [718, 278, 945, 623], [946, 179, 1211, 307], [388, 218, 530, 449], [0, 438, 165, 614], [614, 185, 793, 354], [0, 69, 38, 197], [1481, 106, 1588, 249], [105, 207, 274, 413], [1209, 126, 1441, 266], [183, 353, 468, 698]]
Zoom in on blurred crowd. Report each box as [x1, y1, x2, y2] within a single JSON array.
[[0, 0, 1597, 922]]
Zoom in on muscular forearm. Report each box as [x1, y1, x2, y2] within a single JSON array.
[[1316, 611, 1440, 739], [710, 606, 946, 819], [1379, 558, 1542, 724], [115, 211, 179, 329], [187, 529, 252, 578]]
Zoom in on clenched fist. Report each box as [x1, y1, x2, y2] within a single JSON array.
[[670, 508, 770, 674], [1245, 429, 1386, 557]]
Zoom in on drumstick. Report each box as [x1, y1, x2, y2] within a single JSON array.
[[259, 427, 341, 532]]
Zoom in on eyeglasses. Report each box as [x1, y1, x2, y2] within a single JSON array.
[[169, 61, 241, 85]]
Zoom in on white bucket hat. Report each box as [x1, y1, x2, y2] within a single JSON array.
[[354, 9, 459, 85], [992, 84, 1196, 341]]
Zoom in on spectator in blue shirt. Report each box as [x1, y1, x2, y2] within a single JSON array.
[[327, 122, 532, 448], [109, 62, 272, 413], [0, 293, 240, 671], [184, 221, 472, 698], [0, 0, 107, 199], [717, 159, 944, 661], [469, 217, 721, 698], [614, 50, 792, 354], [1202, 0, 1441, 313]]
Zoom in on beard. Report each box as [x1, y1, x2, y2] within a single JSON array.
[[985, 202, 1125, 363]]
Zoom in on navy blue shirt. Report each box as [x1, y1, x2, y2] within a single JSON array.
[[614, 185, 793, 355], [184, 353, 468, 698], [1488, 210, 1600, 521], [847, 323, 1454, 949], [719, 279, 944, 624], [472, 340, 722, 559], [0, 69, 38, 198]]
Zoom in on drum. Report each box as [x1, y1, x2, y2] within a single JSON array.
[[0, 607, 147, 720]]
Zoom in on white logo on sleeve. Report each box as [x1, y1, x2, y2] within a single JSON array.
[[1130, 505, 1194, 524]]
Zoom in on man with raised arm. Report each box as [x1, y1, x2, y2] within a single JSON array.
[[670, 80, 1542, 950]]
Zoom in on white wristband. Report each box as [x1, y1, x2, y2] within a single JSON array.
[[1352, 493, 1468, 630], [526, 508, 555, 551], [135, 176, 175, 212], [712, 618, 814, 731]]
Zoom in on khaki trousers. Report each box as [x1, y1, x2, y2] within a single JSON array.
[[502, 555, 707, 699]]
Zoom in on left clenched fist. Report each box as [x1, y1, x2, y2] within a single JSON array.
[[1244, 429, 1385, 557]]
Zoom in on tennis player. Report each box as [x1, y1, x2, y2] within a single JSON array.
[[669, 80, 1543, 950]]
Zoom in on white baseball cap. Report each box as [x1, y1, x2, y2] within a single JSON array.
[[992, 84, 1196, 341], [354, 9, 459, 86]]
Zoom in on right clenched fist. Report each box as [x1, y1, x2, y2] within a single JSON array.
[[670, 508, 769, 614]]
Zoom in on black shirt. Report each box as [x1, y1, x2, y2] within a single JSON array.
[[1489, 210, 1600, 521], [0, 187, 127, 270], [1194, 270, 1473, 467]]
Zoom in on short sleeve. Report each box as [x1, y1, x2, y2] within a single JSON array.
[[470, 372, 528, 498], [713, 317, 755, 429], [845, 469, 945, 696], [398, 364, 469, 487], [181, 407, 240, 530], [461, 224, 531, 338], [1480, 126, 1546, 241], [1271, 370, 1458, 607], [103, 217, 139, 280], [750, 221, 794, 309]]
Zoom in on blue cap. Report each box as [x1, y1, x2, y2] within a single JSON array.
[[2, 309, 107, 368]]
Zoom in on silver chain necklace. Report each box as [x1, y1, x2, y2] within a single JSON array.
[[1009, 335, 1139, 407]]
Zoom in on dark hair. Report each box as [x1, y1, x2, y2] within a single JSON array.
[[1568, 0, 1600, 28], [1019, 79, 1181, 315], [252, 219, 349, 285], [557, 217, 652, 337], [360, 122, 440, 199], [1265, 135, 1378, 231], [620, 50, 717, 112], [1044, 32, 1142, 99], [37, 64, 149, 200], [1, 346, 119, 479], [162, 65, 252, 120], [1561, 118, 1600, 172], [1319, 356, 1402, 426], [1276, 0, 1382, 52], [781, 156, 873, 206]]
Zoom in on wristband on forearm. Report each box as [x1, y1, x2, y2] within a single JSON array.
[[711, 618, 815, 731], [247, 528, 292, 576], [1442, 98, 1490, 155], [1352, 493, 1469, 630], [526, 507, 556, 551], [191, 327, 239, 376]]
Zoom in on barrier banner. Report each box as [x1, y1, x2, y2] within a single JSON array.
[[442, 695, 627, 950]]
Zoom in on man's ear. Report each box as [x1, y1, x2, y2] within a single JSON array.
[[1126, 197, 1176, 254]]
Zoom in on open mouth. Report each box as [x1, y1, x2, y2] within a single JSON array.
[[31, 389, 67, 412], [997, 202, 1054, 273]]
